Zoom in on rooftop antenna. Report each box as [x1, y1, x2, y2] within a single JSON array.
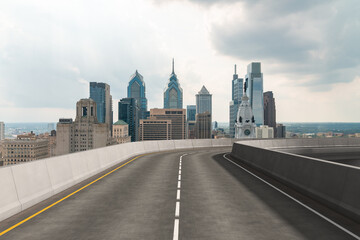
[[172, 58, 175, 74]]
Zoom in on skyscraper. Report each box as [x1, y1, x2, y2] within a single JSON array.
[[89, 82, 113, 134], [245, 62, 264, 126], [164, 59, 183, 109], [229, 65, 244, 137], [0, 122, 4, 140], [186, 105, 196, 121], [128, 70, 148, 119], [118, 98, 139, 142], [196, 86, 212, 114], [264, 91, 276, 133]]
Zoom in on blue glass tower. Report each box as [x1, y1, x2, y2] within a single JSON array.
[[127, 70, 148, 119], [229, 65, 243, 137], [187, 105, 196, 121], [164, 59, 183, 109], [245, 62, 264, 126], [90, 82, 113, 134], [118, 98, 139, 142]]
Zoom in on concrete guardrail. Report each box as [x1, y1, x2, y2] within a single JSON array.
[[0, 139, 234, 222], [231, 138, 360, 223]]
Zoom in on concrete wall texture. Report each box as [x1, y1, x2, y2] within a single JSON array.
[[0, 139, 235, 222], [231, 138, 360, 223]]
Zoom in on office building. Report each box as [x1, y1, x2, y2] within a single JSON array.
[[112, 120, 131, 144], [187, 105, 196, 121], [56, 99, 109, 156], [0, 122, 4, 140], [229, 65, 244, 137], [2, 132, 49, 166], [128, 70, 148, 119], [235, 93, 256, 139], [187, 121, 196, 139], [139, 119, 172, 141], [164, 59, 183, 109], [150, 108, 186, 139], [255, 125, 274, 138], [245, 62, 264, 125], [90, 82, 113, 134], [264, 91, 276, 133], [195, 112, 212, 139], [196, 86, 212, 115], [118, 98, 139, 142], [276, 124, 286, 138]]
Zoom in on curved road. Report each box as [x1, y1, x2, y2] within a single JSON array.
[[0, 147, 357, 239]]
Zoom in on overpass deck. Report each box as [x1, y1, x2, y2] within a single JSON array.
[[0, 147, 357, 239]]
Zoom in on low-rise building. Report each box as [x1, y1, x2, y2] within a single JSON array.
[[1, 132, 49, 166], [113, 120, 131, 144], [255, 125, 274, 139]]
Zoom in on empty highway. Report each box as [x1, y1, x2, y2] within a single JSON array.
[[0, 147, 358, 239]]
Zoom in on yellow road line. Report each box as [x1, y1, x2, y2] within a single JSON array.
[[0, 154, 147, 237]]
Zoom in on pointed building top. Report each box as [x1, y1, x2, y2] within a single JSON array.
[[198, 85, 210, 94], [234, 64, 237, 74]]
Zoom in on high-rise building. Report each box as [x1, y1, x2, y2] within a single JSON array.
[[195, 112, 212, 139], [196, 86, 212, 115], [118, 98, 139, 142], [276, 124, 286, 138], [186, 105, 196, 121], [90, 82, 113, 134], [229, 65, 244, 137], [164, 59, 183, 109], [139, 119, 172, 141], [245, 62, 264, 126], [186, 121, 196, 139], [56, 99, 109, 156], [128, 70, 148, 119], [112, 120, 131, 144], [264, 91, 276, 135], [150, 108, 186, 139], [0, 122, 4, 140], [1, 133, 49, 166]]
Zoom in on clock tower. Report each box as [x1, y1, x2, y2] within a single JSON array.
[[235, 92, 256, 139]]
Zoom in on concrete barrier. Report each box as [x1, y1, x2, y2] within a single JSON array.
[[0, 139, 232, 222], [192, 139, 213, 148], [231, 139, 360, 222], [158, 140, 175, 151], [46, 155, 75, 194], [11, 160, 53, 211], [174, 139, 194, 149], [0, 167, 21, 222], [142, 141, 160, 153]]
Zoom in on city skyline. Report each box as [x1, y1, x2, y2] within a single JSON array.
[[0, 0, 359, 123]]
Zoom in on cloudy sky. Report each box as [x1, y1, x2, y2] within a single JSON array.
[[0, 0, 359, 123]]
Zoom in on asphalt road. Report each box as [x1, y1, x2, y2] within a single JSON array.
[[0, 147, 357, 239]]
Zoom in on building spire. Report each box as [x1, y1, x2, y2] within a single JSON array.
[[172, 58, 175, 74], [234, 64, 237, 74]]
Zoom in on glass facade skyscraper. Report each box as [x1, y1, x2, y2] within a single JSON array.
[[229, 65, 243, 138], [164, 59, 183, 109], [196, 86, 212, 114], [245, 62, 264, 126], [127, 70, 148, 119], [187, 105, 196, 121], [118, 98, 139, 142], [89, 82, 113, 134]]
